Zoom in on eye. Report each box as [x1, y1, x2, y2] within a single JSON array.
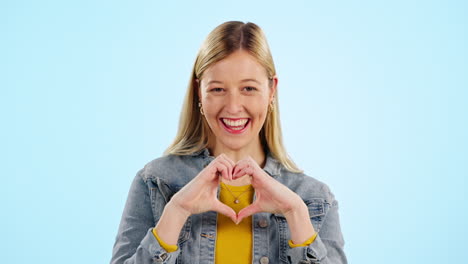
[[210, 88, 224, 92], [243, 86, 257, 92]]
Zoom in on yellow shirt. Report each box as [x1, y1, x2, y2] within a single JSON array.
[[152, 183, 317, 261], [215, 182, 255, 263]]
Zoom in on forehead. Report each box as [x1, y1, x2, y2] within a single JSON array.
[[203, 50, 268, 82]]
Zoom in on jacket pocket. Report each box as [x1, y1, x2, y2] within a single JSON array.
[[274, 198, 329, 263], [150, 179, 192, 245], [304, 198, 328, 233]]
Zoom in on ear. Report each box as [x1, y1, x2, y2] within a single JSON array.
[[269, 75, 278, 103]]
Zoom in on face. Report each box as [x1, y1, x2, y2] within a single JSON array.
[[197, 50, 277, 153]]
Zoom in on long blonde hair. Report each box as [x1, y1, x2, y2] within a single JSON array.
[[164, 21, 302, 173]]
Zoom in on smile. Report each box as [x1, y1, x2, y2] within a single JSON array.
[[220, 118, 250, 134]]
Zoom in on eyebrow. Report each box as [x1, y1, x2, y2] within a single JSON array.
[[206, 78, 261, 85]]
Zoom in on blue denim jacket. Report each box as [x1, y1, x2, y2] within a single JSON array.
[[110, 149, 347, 264]]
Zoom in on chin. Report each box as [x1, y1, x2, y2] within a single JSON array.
[[217, 138, 254, 152]]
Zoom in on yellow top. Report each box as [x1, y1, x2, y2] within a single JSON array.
[[215, 182, 255, 263], [152, 182, 317, 260]]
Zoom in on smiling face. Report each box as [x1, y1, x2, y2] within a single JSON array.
[[198, 49, 277, 154]]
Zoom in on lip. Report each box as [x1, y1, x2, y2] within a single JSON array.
[[219, 118, 250, 134], [221, 117, 248, 121]]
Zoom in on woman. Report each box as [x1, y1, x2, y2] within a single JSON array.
[[110, 21, 347, 264]]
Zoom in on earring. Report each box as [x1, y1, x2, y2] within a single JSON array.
[[198, 102, 204, 115], [269, 101, 275, 113]]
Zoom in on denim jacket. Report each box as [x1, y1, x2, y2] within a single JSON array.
[[110, 149, 347, 264]]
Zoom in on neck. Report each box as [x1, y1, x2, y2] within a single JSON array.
[[210, 142, 266, 167]]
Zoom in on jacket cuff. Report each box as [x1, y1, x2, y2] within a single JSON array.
[[152, 228, 179, 252], [288, 234, 328, 263], [289, 232, 318, 248], [140, 227, 181, 263]]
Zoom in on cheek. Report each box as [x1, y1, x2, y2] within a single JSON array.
[[250, 101, 269, 120], [202, 101, 224, 129], [252, 97, 269, 112], [202, 97, 219, 115]]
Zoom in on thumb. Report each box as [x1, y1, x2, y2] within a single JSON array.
[[213, 200, 237, 224], [236, 203, 261, 225]]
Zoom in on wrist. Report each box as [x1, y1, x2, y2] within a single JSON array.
[[283, 200, 316, 244], [283, 201, 308, 222], [283, 196, 308, 219], [154, 201, 191, 245], [166, 200, 191, 220]]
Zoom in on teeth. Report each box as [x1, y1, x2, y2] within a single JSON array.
[[222, 118, 248, 127]]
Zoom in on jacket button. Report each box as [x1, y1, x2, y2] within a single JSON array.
[[153, 252, 169, 262], [259, 256, 269, 264], [258, 218, 268, 228]]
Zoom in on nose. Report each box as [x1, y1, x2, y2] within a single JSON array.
[[225, 92, 243, 115]]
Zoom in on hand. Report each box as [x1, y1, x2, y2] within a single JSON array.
[[169, 153, 237, 223], [233, 156, 307, 224]]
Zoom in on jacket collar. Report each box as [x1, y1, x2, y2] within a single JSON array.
[[189, 148, 281, 177]]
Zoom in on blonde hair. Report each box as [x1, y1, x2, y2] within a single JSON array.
[[164, 21, 302, 173]]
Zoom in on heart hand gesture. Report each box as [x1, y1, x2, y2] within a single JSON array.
[[233, 156, 306, 224], [156, 154, 315, 245]]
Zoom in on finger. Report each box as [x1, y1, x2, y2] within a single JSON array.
[[236, 202, 262, 224], [213, 154, 232, 180], [233, 165, 254, 179], [237, 157, 259, 177], [206, 159, 230, 181], [221, 154, 236, 178], [220, 153, 236, 167], [217, 155, 234, 180], [217, 164, 230, 181], [234, 157, 268, 182], [232, 159, 247, 178], [212, 200, 237, 223]]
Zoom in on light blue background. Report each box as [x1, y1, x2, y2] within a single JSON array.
[[2, 1, 467, 263]]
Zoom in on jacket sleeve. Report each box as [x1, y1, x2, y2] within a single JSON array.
[[287, 189, 347, 264], [110, 169, 181, 264]]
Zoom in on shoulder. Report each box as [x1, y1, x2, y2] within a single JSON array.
[[137, 154, 202, 184], [275, 167, 337, 204]]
